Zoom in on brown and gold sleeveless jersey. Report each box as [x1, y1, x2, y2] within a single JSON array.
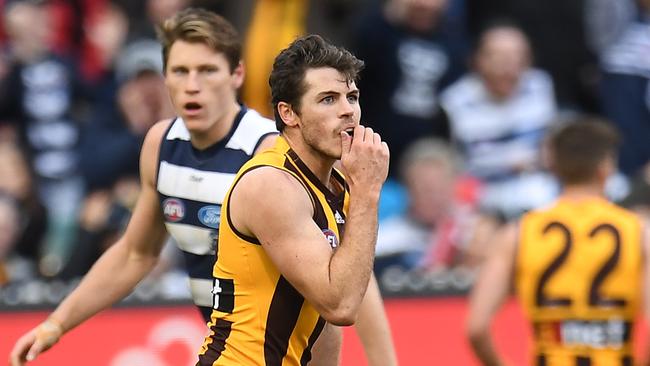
[[197, 136, 349, 366], [516, 197, 643, 366]]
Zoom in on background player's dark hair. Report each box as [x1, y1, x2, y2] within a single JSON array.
[[157, 7, 241, 73], [548, 116, 620, 185], [269, 34, 365, 132]]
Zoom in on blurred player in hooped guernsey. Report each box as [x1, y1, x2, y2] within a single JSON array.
[[467, 117, 650, 366], [8, 8, 280, 366]]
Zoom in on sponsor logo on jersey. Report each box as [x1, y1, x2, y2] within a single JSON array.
[[163, 198, 185, 222], [198, 205, 221, 229], [190, 174, 204, 182], [559, 319, 627, 348], [322, 228, 339, 248]]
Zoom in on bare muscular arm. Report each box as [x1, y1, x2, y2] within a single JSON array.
[[231, 125, 389, 325], [466, 222, 518, 366], [9, 120, 172, 366]]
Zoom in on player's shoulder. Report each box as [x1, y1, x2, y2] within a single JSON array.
[[139, 118, 177, 163], [139, 119, 176, 184], [144, 118, 175, 145], [233, 165, 312, 213], [227, 108, 278, 155], [605, 199, 638, 215], [238, 108, 277, 133]]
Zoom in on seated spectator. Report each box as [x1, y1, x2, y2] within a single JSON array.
[[375, 138, 497, 274], [81, 38, 173, 191], [352, 0, 468, 176], [1, 0, 87, 277], [468, 0, 600, 112], [440, 21, 559, 220]]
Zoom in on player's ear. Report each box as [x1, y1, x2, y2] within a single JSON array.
[[277, 102, 299, 127], [231, 61, 244, 89], [598, 154, 617, 181]]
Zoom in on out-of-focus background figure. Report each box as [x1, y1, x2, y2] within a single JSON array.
[[587, 0, 650, 176], [467, 116, 648, 366], [440, 21, 558, 220], [352, 0, 467, 177], [0, 0, 86, 278], [374, 138, 494, 274]]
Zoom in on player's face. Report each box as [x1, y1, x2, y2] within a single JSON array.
[[296, 67, 360, 160], [164, 40, 242, 134]]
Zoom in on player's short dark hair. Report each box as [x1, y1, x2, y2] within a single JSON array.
[[157, 8, 241, 73], [548, 116, 620, 185], [269, 34, 364, 132]]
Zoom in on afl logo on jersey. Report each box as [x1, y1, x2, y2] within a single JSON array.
[[322, 228, 339, 249], [163, 198, 185, 222], [198, 205, 221, 229]]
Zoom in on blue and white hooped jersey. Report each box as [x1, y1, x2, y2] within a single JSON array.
[[156, 107, 277, 321]]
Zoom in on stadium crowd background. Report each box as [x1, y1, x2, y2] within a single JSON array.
[[0, 0, 649, 363]]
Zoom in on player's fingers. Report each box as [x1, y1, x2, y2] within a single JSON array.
[[373, 132, 381, 146], [24, 318, 62, 362], [351, 125, 364, 146], [363, 127, 374, 143], [25, 341, 44, 362], [382, 141, 390, 157], [9, 335, 32, 366], [340, 130, 352, 157], [8, 354, 25, 366]]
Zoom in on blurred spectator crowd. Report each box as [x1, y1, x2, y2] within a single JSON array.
[[0, 0, 649, 299]]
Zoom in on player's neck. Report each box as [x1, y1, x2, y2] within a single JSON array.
[[560, 181, 606, 201], [190, 101, 241, 150], [283, 134, 336, 186]]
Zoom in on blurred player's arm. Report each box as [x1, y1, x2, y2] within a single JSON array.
[[354, 274, 398, 366], [310, 323, 342, 366], [466, 222, 518, 366], [640, 223, 650, 366], [332, 144, 398, 364], [9, 120, 172, 366]]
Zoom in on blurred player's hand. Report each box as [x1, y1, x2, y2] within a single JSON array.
[[9, 318, 63, 366]]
